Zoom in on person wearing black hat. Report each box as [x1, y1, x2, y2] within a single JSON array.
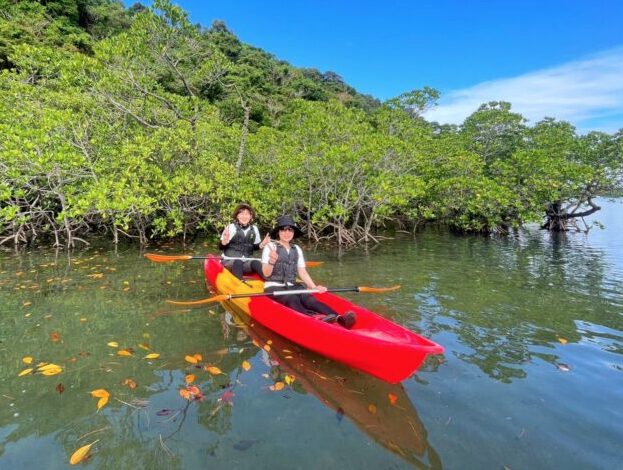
[[220, 203, 270, 280], [261, 215, 356, 328]]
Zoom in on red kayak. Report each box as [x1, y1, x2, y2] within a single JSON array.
[[204, 257, 444, 383]]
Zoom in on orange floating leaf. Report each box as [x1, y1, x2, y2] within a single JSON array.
[[122, 378, 137, 389], [90, 389, 110, 398], [18, 368, 34, 377], [367, 404, 377, 414], [388, 393, 398, 406], [241, 360, 251, 371], [144, 353, 160, 360], [205, 366, 223, 375], [56, 383, 65, 394], [184, 355, 198, 364], [49, 331, 61, 342], [185, 374, 195, 384], [69, 440, 99, 465], [558, 337, 568, 345], [22, 356, 33, 365], [193, 353, 202, 361], [179, 388, 192, 400], [263, 344, 271, 352], [270, 381, 285, 391], [107, 341, 119, 348], [117, 349, 133, 357]]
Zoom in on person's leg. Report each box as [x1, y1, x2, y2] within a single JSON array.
[[299, 294, 338, 317], [248, 260, 264, 279], [230, 260, 244, 279], [264, 286, 314, 315]]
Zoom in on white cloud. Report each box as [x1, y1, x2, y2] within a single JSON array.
[[424, 47, 623, 134]]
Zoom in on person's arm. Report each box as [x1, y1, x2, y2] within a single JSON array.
[[296, 247, 327, 292], [261, 243, 278, 277]]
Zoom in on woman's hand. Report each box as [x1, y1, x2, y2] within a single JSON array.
[[260, 232, 270, 249], [268, 244, 278, 265], [221, 225, 231, 245], [314, 285, 328, 293]]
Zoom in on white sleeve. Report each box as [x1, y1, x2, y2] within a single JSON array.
[[253, 225, 261, 244], [296, 246, 306, 268]]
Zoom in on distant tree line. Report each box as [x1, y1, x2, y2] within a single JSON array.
[[1, 0, 622, 247]]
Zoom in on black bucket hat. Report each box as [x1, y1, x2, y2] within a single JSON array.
[[270, 215, 303, 239]]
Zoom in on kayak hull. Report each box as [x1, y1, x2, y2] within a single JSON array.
[[204, 257, 443, 383]]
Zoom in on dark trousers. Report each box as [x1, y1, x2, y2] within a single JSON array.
[[264, 284, 338, 317], [223, 259, 263, 280]]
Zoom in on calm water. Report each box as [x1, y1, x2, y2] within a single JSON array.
[[1, 199, 621, 469]]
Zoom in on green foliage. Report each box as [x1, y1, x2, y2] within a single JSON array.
[[1, 0, 621, 247]]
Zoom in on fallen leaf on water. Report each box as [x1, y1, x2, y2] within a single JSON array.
[[107, 341, 119, 348], [282, 349, 292, 354], [56, 383, 65, 394], [22, 356, 33, 364], [368, 404, 377, 414], [18, 368, 34, 377], [557, 363, 571, 372], [142, 332, 150, 339], [23, 301, 32, 307], [144, 353, 160, 360], [80, 318, 87, 323], [558, 337, 568, 345], [184, 355, 198, 364], [388, 393, 398, 406], [117, 349, 133, 357], [69, 439, 99, 465], [205, 366, 223, 375], [193, 353, 202, 361], [263, 344, 271, 352], [90, 389, 110, 399], [122, 378, 137, 389], [97, 396, 108, 410], [241, 360, 251, 371], [220, 390, 235, 404], [185, 374, 195, 384], [49, 331, 61, 342], [38, 364, 63, 376], [269, 382, 285, 391], [138, 343, 150, 350], [179, 385, 203, 401], [284, 374, 295, 385], [86, 273, 104, 279]]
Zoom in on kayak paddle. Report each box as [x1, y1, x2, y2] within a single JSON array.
[[144, 253, 324, 267], [167, 285, 401, 306]]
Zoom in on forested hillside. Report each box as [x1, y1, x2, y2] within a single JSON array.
[[1, 0, 622, 247]]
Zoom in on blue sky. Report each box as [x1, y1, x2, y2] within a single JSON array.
[[127, 1, 623, 133]]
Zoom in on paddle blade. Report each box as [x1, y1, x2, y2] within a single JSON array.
[[166, 294, 228, 306], [305, 261, 324, 267], [358, 285, 401, 293], [144, 253, 193, 262]]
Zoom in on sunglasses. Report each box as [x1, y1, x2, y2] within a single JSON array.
[[279, 226, 295, 232]]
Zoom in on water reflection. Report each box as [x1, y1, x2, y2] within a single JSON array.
[[221, 303, 441, 469]]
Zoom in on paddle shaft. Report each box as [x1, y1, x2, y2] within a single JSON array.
[[222, 286, 360, 300]]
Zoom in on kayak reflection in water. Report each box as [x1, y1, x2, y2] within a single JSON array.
[[220, 203, 270, 279], [226, 306, 442, 469], [261, 215, 356, 328]]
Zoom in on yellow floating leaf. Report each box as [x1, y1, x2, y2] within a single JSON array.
[[185, 374, 196, 384], [90, 389, 110, 398], [80, 318, 87, 323], [388, 393, 398, 406], [138, 343, 150, 350], [142, 332, 150, 339], [282, 349, 292, 354], [284, 374, 295, 385], [193, 353, 202, 361], [69, 440, 99, 465], [184, 355, 198, 364], [144, 353, 160, 360], [96, 395, 108, 410], [179, 388, 192, 400], [18, 368, 34, 377], [263, 344, 271, 352], [22, 356, 33, 364], [285, 355, 293, 359], [241, 360, 251, 371], [40, 366, 63, 376], [367, 404, 377, 414], [558, 337, 568, 345], [117, 349, 132, 357], [107, 341, 119, 348], [23, 301, 32, 307], [270, 382, 285, 391], [205, 366, 222, 375]]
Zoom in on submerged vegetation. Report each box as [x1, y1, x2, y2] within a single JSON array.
[[1, 0, 622, 247]]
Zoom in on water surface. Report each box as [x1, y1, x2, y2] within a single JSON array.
[[1, 199, 621, 469]]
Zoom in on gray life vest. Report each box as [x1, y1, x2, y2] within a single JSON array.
[[266, 244, 299, 284], [224, 223, 256, 257]]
